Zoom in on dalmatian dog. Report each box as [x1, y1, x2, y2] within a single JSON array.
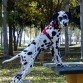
[[2, 11, 69, 83]]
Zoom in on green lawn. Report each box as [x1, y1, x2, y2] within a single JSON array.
[[0, 60, 66, 83], [0, 45, 82, 83]]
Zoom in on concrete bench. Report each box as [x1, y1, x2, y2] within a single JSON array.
[[43, 62, 83, 83]]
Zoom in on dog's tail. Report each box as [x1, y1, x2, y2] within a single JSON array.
[[2, 54, 20, 64]]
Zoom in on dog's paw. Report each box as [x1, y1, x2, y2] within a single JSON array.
[[57, 63, 68, 67], [57, 64, 64, 67]]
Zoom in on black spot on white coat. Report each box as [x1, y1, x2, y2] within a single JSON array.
[[52, 31, 56, 36], [27, 52, 32, 55]]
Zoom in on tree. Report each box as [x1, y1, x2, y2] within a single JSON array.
[[7, 0, 14, 55], [63, 0, 70, 55], [0, 2, 2, 26], [2, 0, 8, 56], [79, 0, 83, 59]]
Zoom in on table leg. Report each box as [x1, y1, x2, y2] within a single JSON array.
[[76, 74, 83, 83], [66, 74, 77, 83]]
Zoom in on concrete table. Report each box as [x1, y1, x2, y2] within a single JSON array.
[[43, 62, 83, 83]]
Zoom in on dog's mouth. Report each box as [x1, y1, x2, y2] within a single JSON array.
[[59, 22, 68, 27], [59, 19, 69, 27], [63, 20, 69, 27], [63, 22, 68, 27]]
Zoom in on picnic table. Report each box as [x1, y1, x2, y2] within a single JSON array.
[[43, 62, 83, 83]]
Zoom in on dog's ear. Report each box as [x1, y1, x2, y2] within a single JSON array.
[[52, 12, 59, 20], [66, 12, 71, 19], [52, 12, 59, 25]]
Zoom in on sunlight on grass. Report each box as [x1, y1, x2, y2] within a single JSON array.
[[0, 62, 66, 83]]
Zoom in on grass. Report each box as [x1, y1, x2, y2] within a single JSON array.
[[0, 45, 82, 83], [0, 60, 66, 83]]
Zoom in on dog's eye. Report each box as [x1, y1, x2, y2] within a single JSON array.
[[63, 15, 67, 19], [59, 17, 62, 21]]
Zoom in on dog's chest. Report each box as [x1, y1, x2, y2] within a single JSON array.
[[45, 26, 61, 40], [22, 26, 61, 57]]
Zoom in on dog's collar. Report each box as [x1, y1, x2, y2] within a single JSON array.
[[42, 24, 61, 43], [42, 29, 53, 44], [49, 24, 61, 29]]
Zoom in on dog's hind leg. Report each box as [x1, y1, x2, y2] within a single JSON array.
[[21, 58, 34, 79], [11, 44, 41, 83], [11, 57, 34, 83]]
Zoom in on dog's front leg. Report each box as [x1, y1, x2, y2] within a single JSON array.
[[52, 41, 64, 66], [53, 47, 63, 66]]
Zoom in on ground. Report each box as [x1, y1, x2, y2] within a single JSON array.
[[0, 45, 82, 83], [0, 60, 66, 83]]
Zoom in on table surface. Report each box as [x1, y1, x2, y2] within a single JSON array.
[[43, 62, 83, 75]]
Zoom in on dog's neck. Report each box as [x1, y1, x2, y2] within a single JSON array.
[[50, 20, 61, 29], [42, 20, 61, 43]]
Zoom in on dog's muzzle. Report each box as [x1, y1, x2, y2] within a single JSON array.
[[63, 19, 69, 27], [63, 22, 68, 27]]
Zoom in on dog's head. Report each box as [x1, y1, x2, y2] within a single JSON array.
[[52, 11, 69, 28]]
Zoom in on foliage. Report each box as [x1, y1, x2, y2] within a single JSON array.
[[69, 0, 80, 28], [12, 0, 43, 27], [6, 0, 65, 27], [7, 0, 80, 28], [0, 0, 81, 28]]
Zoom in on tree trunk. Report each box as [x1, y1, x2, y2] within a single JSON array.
[[63, 0, 69, 55], [19, 28, 23, 47], [13, 24, 17, 51], [17, 28, 22, 46], [30, 28, 31, 42], [8, 18, 13, 56], [2, 0, 8, 56], [79, 0, 83, 59], [49, 0, 53, 20], [40, 21, 44, 32], [1, 31, 3, 46]]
